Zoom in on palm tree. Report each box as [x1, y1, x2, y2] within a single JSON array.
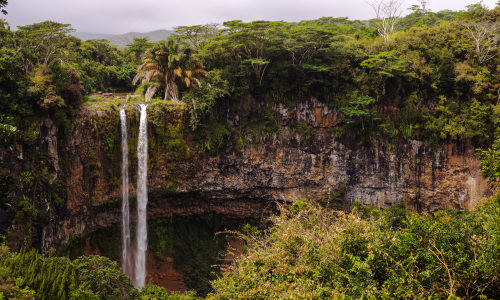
[[133, 41, 206, 102]]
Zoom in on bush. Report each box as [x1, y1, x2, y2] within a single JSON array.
[[208, 199, 500, 299], [0, 247, 137, 300]]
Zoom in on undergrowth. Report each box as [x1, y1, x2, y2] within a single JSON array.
[[208, 197, 500, 299]]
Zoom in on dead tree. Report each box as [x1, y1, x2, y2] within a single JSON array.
[[462, 21, 499, 64], [367, 0, 404, 42]]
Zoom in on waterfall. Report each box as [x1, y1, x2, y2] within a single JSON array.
[[120, 109, 132, 277], [135, 103, 148, 288]]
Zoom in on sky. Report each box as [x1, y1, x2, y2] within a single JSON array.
[[3, 0, 499, 34]]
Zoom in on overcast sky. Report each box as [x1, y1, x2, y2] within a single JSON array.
[[3, 0, 498, 34]]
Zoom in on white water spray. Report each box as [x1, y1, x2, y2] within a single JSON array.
[[120, 109, 132, 277], [135, 104, 148, 288]]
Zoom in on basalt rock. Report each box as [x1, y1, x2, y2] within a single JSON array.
[[2, 99, 491, 253]]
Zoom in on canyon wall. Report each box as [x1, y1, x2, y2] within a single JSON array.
[[3, 99, 491, 252]]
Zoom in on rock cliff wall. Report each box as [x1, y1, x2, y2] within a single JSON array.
[[3, 99, 491, 252]]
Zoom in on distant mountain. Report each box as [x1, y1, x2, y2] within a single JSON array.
[[71, 29, 173, 48]]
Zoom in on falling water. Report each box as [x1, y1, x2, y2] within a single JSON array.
[[135, 104, 148, 288], [120, 109, 132, 277]]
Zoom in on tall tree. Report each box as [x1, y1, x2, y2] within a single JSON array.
[[282, 24, 335, 74], [169, 23, 220, 50], [361, 50, 406, 98], [461, 21, 499, 64], [13, 21, 74, 73], [80, 39, 120, 66], [208, 20, 285, 83], [133, 41, 206, 102], [368, 0, 404, 42], [125, 37, 152, 62]]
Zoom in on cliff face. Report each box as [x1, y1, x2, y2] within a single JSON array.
[[3, 99, 491, 252]]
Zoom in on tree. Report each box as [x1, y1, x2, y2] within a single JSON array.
[[460, 2, 490, 21], [13, 21, 74, 73], [71, 255, 137, 300], [0, 0, 7, 15], [339, 96, 379, 130], [367, 0, 404, 42], [208, 20, 285, 83], [133, 41, 206, 102], [0, 114, 16, 209], [0, 48, 26, 114], [125, 37, 152, 62], [80, 39, 120, 66], [461, 21, 499, 64], [282, 24, 335, 74], [360, 50, 406, 98], [0, 19, 11, 46], [182, 69, 230, 129], [169, 23, 220, 50]]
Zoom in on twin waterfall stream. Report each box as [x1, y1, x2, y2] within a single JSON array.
[[120, 104, 149, 289]]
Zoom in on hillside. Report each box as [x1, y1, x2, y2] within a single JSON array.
[[71, 29, 173, 48]]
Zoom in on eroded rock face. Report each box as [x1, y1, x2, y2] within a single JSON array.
[[4, 100, 490, 252]]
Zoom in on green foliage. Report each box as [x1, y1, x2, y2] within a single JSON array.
[[289, 121, 313, 141], [147, 216, 234, 297], [477, 128, 500, 187], [339, 95, 379, 131], [320, 181, 348, 210], [169, 23, 220, 50], [4, 9, 500, 298], [133, 40, 206, 102], [148, 219, 174, 259], [125, 37, 153, 62], [0, 246, 140, 300], [0, 0, 7, 15], [420, 97, 498, 145], [14, 21, 75, 73], [182, 69, 231, 129], [460, 2, 491, 21], [397, 9, 459, 31], [208, 199, 500, 299], [0, 171, 14, 210], [0, 114, 17, 150], [71, 255, 137, 299], [206, 20, 285, 84], [361, 50, 406, 79], [197, 118, 231, 154], [139, 283, 198, 300]]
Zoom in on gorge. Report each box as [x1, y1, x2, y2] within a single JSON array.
[[0, 96, 494, 296], [1, 97, 489, 260]]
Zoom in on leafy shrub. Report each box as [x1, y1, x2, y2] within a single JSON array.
[[0, 247, 138, 300], [208, 199, 500, 299], [139, 284, 197, 300]]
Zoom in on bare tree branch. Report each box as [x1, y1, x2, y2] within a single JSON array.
[[367, 0, 404, 42], [461, 21, 499, 64]]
